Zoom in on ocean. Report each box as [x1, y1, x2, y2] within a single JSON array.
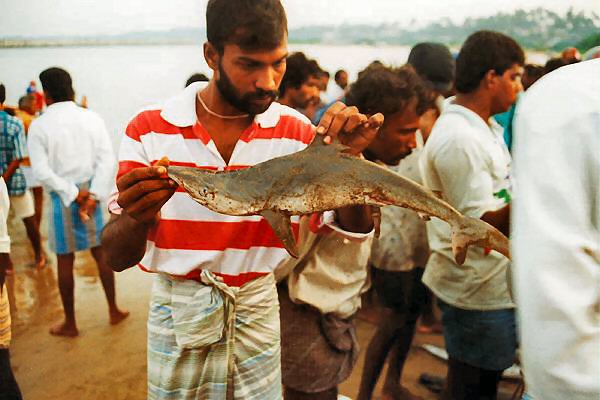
[[0, 44, 547, 152]]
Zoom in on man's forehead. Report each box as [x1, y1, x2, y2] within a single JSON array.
[[223, 42, 288, 60]]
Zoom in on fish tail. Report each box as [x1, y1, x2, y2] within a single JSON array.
[[450, 216, 510, 265]]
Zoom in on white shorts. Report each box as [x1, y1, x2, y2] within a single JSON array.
[[10, 191, 35, 219]]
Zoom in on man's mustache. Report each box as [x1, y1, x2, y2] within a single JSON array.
[[246, 89, 279, 100]]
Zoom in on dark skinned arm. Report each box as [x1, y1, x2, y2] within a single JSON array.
[[101, 159, 177, 272], [1, 160, 21, 183], [314, 102, 383, 233]]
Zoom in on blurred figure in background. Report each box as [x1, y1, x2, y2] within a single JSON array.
[[420, 30, 523, 400], [28, 67, 128, 337], [561, 46, 581, 63], [521, 64, 544, 91], [325, 69, 348, 103], [494, 62, 545, 152], [15, 94, 44, 230], [26, 81, 45, 112], [278, 52, 321, 113], [513, 59, 600, 400], [0, 85, 45, 270], [0, 177, 22, 400]]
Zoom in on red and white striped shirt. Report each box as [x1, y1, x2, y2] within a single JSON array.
[[113, 82, 315, 286]]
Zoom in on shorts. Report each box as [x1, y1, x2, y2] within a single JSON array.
[[438, 300, 517, 371], [9, 191, 35, 219], [373, 267, 426, 323]]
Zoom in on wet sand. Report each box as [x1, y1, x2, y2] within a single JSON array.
[[6, 206, 520, 399]]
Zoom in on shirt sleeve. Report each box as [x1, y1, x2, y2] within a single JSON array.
[[431, 131, 499, 218], [0, 178, 10, 253], [27, 121, 79, 206], [89, 116, 116, 201], [310, 211, 373, 241], [108, 113, 152, 214]]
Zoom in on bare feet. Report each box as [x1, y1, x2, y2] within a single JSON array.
[[49, 321, 79, 337], [109, 309, 130, 325]]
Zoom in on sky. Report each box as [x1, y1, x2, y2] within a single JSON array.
[[1, 0, 599, 38]]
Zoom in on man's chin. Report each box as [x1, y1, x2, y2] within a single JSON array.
[[247, 98, 274, 115]]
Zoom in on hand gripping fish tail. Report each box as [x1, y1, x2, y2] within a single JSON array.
[[167, 137, 511, 265], [450, 216, 511, 265]]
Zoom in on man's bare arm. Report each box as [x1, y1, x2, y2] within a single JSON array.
[[482, 203, 510, 237], [315, 102, 383, 234], [101, 159, 177, 272], [101, 213, 153, 271]]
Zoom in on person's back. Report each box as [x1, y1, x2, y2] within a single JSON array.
[[30, 102, 109, 177], [513, 59, 600, 400]]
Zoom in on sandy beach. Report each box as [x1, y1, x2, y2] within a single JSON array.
[[6, 205, 520, 400]]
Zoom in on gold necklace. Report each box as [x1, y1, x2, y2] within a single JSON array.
[[197, 92, 250, 120]]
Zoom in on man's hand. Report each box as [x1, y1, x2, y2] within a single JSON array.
[[315, 101, 384, 155], [116, 158, 177, 226]]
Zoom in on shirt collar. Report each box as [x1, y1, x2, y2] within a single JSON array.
[[160, 81, 282, 129]]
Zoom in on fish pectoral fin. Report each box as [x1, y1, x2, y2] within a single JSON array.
[[260, 210, 299, 258]]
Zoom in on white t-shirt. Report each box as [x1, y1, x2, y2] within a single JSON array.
[[420, 102, 513, 310], [0, 177, 9, 253], [370, 132, 430, 272], [512, 59, 600, 400]]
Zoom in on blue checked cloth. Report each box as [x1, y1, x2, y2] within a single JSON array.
[[0, 111, 28, 196]]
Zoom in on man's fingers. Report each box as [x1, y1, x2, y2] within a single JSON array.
[[315, 102, 346, 135], [343, 112, 368, 135], [326, 106, 359, 140], [126, 189, 176, 221], [366, 113, 385, 131], [117, 166, 168, 192], [117, 179, 176, 209]]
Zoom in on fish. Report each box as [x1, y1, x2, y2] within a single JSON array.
[[167, 138, 510, 265]]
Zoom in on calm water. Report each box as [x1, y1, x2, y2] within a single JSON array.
[[0, 44, 547, 152]]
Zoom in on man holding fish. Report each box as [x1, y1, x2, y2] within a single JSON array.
[[102, 0, 382, 398]]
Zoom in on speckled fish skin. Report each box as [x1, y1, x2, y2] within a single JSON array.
[[168, 138, 510, 264]]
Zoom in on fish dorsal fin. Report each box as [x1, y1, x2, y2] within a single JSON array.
[[308, 135, 350, 154], [260, 210, 299, 258]]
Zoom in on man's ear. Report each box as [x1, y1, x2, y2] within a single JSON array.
[[204, 42, 220, 71], [483, 69, 497, 89]]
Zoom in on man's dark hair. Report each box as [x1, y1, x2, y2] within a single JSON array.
[[18, 94, 35, 109], [206, 0, 287, 53], [186, 73, 210, 87], [455, 30, 524, 94], [334, 69, 347, 82], [39, 67, 75, 102], [346, 64, 433, 117], [279, 52, 320, 97], [544, 57, 566, 75], [0, 84, 5, 104]]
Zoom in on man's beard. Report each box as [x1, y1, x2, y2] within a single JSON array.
[[216, 63, 279, 116]]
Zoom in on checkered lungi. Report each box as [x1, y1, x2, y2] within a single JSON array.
[[147, 271, 282, 400], [48, 185, 103, 255]]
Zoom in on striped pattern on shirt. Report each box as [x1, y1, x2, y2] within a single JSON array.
[[116, 84, 315, 285]]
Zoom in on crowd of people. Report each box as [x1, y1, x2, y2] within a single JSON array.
[[1, 0, 599, 399]]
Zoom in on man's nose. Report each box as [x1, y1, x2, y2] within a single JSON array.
[[256, 67, 277, 92]]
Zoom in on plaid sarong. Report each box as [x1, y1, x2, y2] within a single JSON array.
[[147, 271, 282, 400], [48, 183, 103, 255], [0, 284, 11, 349]]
